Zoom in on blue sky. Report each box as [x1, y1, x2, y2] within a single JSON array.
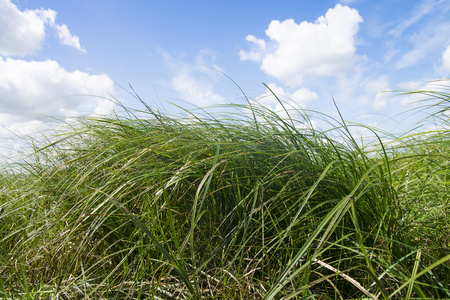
[[1, 0, 450, 159]]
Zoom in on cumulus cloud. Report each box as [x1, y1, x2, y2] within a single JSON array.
[[0, 57, 114, 120], [0, 0, 85, 55], [240, 4, 363, 86], [0, 57, 115, 160], [0, 0, 49, 56], [0, 57, 115, 159]]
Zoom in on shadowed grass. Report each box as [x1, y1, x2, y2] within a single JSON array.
[[1, 83, 449, 299]]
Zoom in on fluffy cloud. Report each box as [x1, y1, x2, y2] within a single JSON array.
[[0, 0, 49, 56], [240, 4, 363, 86], [0, 57, 114, 120], [0, 57, 115, 159], [0, 0, 85, 55]]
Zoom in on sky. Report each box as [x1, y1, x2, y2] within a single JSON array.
[[2, 0, 450, 160]]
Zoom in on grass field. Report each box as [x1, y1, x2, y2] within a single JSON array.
[[1, 83, 449, 299]]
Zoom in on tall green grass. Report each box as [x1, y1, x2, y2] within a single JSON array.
[[1, 84, 449, 299]]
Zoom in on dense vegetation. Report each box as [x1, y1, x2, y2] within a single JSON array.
[[1, 84, 449, 299]]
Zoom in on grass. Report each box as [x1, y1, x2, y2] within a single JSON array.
[[1, 82, 449, 299]]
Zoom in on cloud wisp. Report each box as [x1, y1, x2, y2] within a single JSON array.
[[159, 49, 226, 107], [255, 83, 318, 112], [443, 45, 450, 72]]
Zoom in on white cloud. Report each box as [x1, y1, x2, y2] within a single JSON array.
[[364, 75, 391, 110], [388, 0, 445, 38], [239, 35, 266, 62], [172, 72, 224, 107], [394, 23, 450, 69], [256, 83, 318, 112], [160, 49, 226, 107], [0, 57, 114, 120], [0, 1, 109, 160], [240, 4, 363, 86], [251, 84, 318, 129], [0, 0, 50, 56], [373, 92, 391, 111], [0, 57, 115, 159], [195, 49, 224, 74], [383, 40, 398, 63], [443, 44, 450, 71], [387, 0, 450, 70], [0, 0, 85, 56], [41, 11, 86, 53], [397, 80, 449, 107], [55, 24, 86, 53]]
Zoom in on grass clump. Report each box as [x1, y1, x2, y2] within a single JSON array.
[[1, 84, 450, 299]]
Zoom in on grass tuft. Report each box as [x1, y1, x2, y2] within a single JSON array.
[[1, 81, 449, 299]]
